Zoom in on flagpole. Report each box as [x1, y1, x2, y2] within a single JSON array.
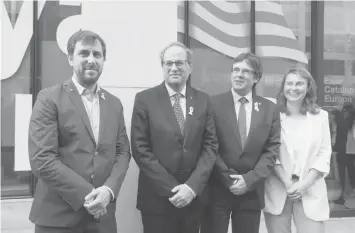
[[250, 0, 256, 54], [184, 1, 190, 48], [184, 1, 191, 86]]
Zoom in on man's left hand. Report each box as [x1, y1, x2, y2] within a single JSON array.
[[229, 174, 248, 195], [169, 184, 194, 208], [84, 186, 112, 218]]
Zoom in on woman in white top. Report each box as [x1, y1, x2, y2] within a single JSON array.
[[263, 67, 332, 233]]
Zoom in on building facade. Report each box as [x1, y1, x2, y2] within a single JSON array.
[[2, 1, 355, 232]]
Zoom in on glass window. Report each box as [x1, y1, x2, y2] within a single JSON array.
[[1, 0, 32, 197], [38, 1, 81, 88], [322, 1, 355, 213]]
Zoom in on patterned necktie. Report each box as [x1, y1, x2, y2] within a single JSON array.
[[173, 93, 185, 134], [238, 97, 248, 149]]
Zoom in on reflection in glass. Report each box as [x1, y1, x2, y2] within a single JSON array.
[[323, 1, 355, 212], [1, 1, 32, 198]]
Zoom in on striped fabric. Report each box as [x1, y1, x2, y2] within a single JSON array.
[[177, 1, 308, 64]]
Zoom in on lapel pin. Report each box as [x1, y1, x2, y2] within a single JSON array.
[[254, 102, 260, 112], [101, 92, 105, 100], [188, 106, 194, 116], [70, 88, 74, 92]]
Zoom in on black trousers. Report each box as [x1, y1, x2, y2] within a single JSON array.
[[35, 212, 117, 233], [201, 191, 261, 233], [337, 152, 355, 194], [141, 207, 203, 233]]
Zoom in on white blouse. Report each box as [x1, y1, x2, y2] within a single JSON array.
[[282, 115, 308, 177]]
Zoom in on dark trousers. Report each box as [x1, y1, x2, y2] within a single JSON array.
[[35, 212, 116, 233], [141, 207, 202, 233], [201, 190, 261, 233], [337, 153, 355, 194]]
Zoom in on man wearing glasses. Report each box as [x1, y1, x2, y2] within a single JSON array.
[[202, 53, 281, 233], [131, 42, 218, 233]]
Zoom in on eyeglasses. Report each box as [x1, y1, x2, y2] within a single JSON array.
[[232, 67, 255, 76], [163, 60, 188, 69]]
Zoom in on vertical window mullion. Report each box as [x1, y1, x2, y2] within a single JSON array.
[[30, 0, 40, 196], [310, 1, 324, 106]]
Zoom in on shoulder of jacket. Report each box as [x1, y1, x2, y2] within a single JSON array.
[[36, 83, 63, 101]]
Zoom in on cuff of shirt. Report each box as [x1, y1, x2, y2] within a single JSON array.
[[275, 159, 281, 165], [102, 185, 114, 201], [183, 184, 196, 197]]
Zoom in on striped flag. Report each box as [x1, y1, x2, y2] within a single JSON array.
[[177, 1, 308, 64]]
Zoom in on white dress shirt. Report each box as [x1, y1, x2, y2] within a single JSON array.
[[72, 77, 114, 200], [231, 89, 253, 137], [72, 77, 100, 143], [164, 82, 196, 197]]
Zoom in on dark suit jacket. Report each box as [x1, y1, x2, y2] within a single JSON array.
[[28, 79, 131, 227], [334, 109, 353, 154], [210, 91, 280, 209], [131, 82, 218, 214]]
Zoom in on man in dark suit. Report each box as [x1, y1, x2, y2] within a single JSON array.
[[28, 30, 131, 233], [333, 103, 355, 204], [203, 53, 280, 233], [131, 42, 218, 233]]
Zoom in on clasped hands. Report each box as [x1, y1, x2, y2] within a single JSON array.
[[285, 180, 306, 201], [169, 184, 195, 208], [229, 174, 248, 196], [84, 186, 112, 219]]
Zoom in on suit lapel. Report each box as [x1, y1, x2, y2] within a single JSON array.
[[225, 91, 243, 149], [183, 86, 196, 146], [158, 83, 183, 140], [244, 95, 264, 151], [98, 89, 108, 146], [64, 79, 96, 144]]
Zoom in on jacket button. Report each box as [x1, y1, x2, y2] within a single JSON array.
[[91, 174, 94, 179], [95, 151, 98, 156], [183, 148, 187, 153]]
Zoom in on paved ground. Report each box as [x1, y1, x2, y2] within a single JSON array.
[[1, 199, 354, 233]]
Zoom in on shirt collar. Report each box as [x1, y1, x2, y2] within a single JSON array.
[[72, 76, 100, 96], [165, 82, 186, 98], [231, 88, 252, 104]]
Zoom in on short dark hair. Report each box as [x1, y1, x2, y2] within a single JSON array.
[[277, 67, 320, 115], [160, 42, 192, 66], [232, 52, 263, 81], [67, 30, 106, 60]]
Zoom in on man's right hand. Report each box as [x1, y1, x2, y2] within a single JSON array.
[[84, 188, 108, 219]]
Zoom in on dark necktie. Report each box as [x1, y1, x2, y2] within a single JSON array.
[[238, 97, 248, 149], [173, 93, 185, 134]]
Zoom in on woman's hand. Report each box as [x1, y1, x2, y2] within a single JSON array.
[[287, 181, 306, 200]]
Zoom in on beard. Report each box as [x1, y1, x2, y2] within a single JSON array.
[[74, 68, 101, 88]]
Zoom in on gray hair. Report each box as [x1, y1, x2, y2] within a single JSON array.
[[160, 42, 193, 66]]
